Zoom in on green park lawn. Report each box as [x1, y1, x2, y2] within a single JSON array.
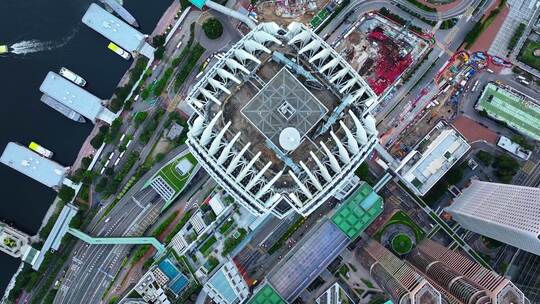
[[391, 234, 413, 255], [374, 211, 426, 241], [518, 40, 540, 71]]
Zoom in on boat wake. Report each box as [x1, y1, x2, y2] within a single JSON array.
[[9, 27, 79, 55]]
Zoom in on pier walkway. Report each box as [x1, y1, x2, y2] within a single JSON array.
[[82, 3, 154, 59], [0, 142, 68, 189], [40, 72, 115, 124], [32, 204, 79, 270], [67, 228, 166, 254]]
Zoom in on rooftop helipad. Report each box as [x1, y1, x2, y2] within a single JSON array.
[[241, 68, 327, 152]]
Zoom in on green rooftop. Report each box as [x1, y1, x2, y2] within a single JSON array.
[[145, 151, 198, 210], [248, 284, 286, 304], [476, 83, 540, 141], [157, 153, 197, 193], [331, 183, 383, 239]]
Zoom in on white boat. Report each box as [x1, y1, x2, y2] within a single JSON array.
[[28, 142, 54, 158], [59, 67, 87, 87], [108, 42, 131, 60], [40, 94, 86, 123]]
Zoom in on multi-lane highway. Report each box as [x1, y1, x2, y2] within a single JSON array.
[[54, 145, 191, 304], [55, 187, 162, 304]]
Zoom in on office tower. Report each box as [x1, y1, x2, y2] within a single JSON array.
[[445, 180, 540, 255], [407, 239, 526, 304], [358, 240, 442, 304]]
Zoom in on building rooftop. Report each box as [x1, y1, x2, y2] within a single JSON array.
[[331, 182, 383, 239], [39, 72, 113, 123], [82, 3, 146, 53], [146, 151, 198, 209], [187, 22, 379, 218], [398, 121, 470, 196], [476, 82, 540, 141], [0, 142, 67, 188], [248, 284, 286, 304], [241, 67, 328, 152], [267, 220, 350, 302], [315, 282, 354, 304], [207, 265, 241, 303]]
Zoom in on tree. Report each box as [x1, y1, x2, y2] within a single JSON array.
[[476, 150, 493, 166], [134, 111, 148, 126], [511, 135, 533, 150], [154, 46, 166, 60], [152, 34, 166, 47], [58, 186, 75, 202], [104, 167, 114, 176], [105, 179, 120, 195], [82, 170, 95, 185], [155, 153, 165, 162], [81, 156, 93, 170], [202, 18, 223, 40], [105, 119, 122, 144], [141, 87, 151, 100], [95, 177, 109, 193], [70, 168, 85, 183], [355, 162, 373, 183], [109, 97, 124, 113], [493, 154, 520, 183], [90, 133, 105, 149]]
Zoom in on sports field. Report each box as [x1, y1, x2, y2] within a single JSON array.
[[157, 153, 197, 192], [476, 83, 540, 141]]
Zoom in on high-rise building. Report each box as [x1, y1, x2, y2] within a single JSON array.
[[186, 22, 379, 219], [358, 240, 442, 304], [445, 180, 540, 255], [407, 239, 527, 304]]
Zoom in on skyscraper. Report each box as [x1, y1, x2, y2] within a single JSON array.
[[358, 240, 442, 304], [407, 239, 526, 304], [445, 180, 540, 255]]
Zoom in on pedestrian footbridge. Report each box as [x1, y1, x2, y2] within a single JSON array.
[[67, 228, 166, 254]]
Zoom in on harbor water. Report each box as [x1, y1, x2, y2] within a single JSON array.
[[0, 0, 172, 295]]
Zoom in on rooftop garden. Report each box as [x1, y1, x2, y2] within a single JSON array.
[[157, 153, 197, 193]]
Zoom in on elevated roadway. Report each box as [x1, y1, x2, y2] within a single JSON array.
[[320, 0, 491, 38], [67, 228, 166, 254]]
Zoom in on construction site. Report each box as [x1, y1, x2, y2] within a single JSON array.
[[387, 51, 489, 159], [335, 12, 430, 96], [254, 0, 338, 27]]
